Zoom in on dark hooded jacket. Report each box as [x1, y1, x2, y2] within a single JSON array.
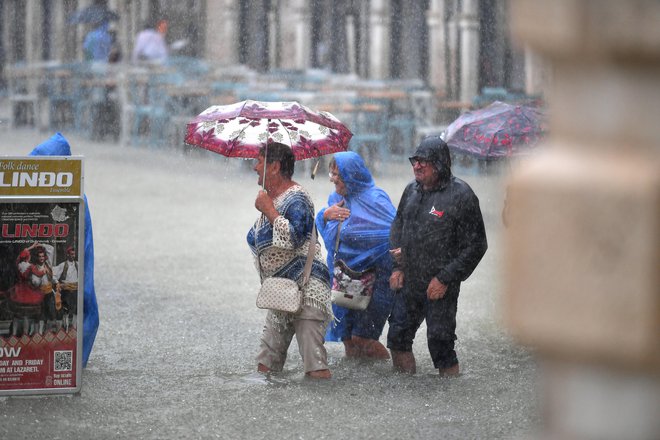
[[390, 136, 487, 291]]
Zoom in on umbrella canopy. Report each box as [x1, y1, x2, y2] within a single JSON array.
[[69, 4, 119, 24], [444, 101, 546, 160], [184, 100, 353, 161]]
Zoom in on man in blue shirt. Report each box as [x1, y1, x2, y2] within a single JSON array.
[[83, 21, 113, 62]]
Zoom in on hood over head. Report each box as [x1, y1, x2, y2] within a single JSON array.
[[334, 151, 374, 196], [29, 133, 72, 157], [410, 135, 452, 183]]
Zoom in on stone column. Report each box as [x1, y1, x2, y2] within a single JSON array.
[[523, 45, 551, 97], [245, 0, 269, 71], [356, 0, 369, 78], [278, 0, 310, 70], [458, 0, 479, 103], [268, 7, 279, 69], [0, 8, 7, 67], [115, 0, 133, 64], [398, 0, 426, 80], [329, 1, 349, 74], [25, 0, 43, 63], [206, 0, 239, 65], [505, 1, 660, 439], [46, 0, 65, 62], [445, 1, 460, 99], [427, 0, 447, 93], [368, 0, 389, 80], [345, 14, 356, 75]]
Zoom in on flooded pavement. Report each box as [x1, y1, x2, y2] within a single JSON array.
[[0, 128, 539, 439]]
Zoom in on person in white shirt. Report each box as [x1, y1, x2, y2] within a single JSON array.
[[54, 246, 79, 329], [131, 19, 169, 64]]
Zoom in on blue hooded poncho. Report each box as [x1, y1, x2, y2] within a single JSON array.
[[315, 151, 396, 341], [29, 133, 99, 367]]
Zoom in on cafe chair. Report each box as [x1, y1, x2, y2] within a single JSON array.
[[348, 96, 390, 164], [45, 63, 88, 132], [126, 73, 171, 147], [6, 62, 43, 129]]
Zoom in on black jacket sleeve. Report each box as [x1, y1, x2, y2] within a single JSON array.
[[436, 189, 488, 283], [389, 183, 412, 271]]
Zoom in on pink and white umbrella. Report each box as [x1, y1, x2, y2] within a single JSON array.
[[184, 100, 353, 161]]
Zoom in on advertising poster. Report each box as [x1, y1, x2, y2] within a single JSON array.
[[0, 157, 84, 395]]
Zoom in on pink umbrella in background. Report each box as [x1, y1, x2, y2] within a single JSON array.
[[444, 101, 547, 160]]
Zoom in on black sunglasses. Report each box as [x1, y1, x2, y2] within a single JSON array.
[[409, 157, 431, 167]]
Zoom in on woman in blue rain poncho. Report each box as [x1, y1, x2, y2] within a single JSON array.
[[29, 133, 99, 367], [316, 151, 404, 359]]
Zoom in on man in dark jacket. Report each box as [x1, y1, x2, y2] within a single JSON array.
[[387, 136, 487, 376]]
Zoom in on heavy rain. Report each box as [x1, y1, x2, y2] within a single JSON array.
[[0, 1, 658, 440]]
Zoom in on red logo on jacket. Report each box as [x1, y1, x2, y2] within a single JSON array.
[[429, 206, 444, 218]]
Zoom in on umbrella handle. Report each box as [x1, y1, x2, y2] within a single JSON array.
[[262, 155, 267, 191], [310, 159, 320, 180], [262, 121, 270, 191]]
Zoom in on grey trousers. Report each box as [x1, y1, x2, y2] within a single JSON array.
[[256, 305, 329, 373]]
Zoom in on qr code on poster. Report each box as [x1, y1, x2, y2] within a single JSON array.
[[54, 351, 73, 372]]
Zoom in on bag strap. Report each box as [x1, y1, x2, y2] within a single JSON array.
[[256, 217, 317, 288], [333, 220, 343, 260], [300, 223, 317, 288], [256, 215, 266, 283]]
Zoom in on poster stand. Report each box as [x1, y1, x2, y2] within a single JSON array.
[[0, 156, 84, 395]]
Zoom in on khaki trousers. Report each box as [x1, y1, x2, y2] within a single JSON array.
[[256, 305, 329, 373]]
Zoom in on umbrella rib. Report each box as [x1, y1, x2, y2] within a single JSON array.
[[268, 119, 297, 156], [282, 120, 296, 153], [227, 117, 255, 156], [488, 116, 511, 157]]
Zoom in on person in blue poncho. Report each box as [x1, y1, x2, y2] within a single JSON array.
[[316, 151, 405, 359], [29, 133, 99, 367]]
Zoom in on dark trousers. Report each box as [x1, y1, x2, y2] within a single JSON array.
[[61, 290, 77, 316], [42, 292, 64, 321], [387, 282, 460, 369]]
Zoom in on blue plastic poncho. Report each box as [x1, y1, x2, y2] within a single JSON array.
[[30, 133, 99, 367], [315, 151, 396, 341]]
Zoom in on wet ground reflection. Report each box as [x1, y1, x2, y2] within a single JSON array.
[[0, 129, 539, 439]]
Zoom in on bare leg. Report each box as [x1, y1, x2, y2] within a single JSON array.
[[352, 336, 390, 359], [305, 369, 332, 379], [343, 338, 360, 358], [439, 363, 460, 377], [391, 349, 416, 374]]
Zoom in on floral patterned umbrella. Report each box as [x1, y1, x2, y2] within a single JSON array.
[[184, 100, 353, 161], [444, 101, 547, 160]]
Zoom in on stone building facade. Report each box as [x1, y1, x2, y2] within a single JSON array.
[[0, 0, 547, 104]]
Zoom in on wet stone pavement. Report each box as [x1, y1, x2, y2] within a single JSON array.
[[0, 128, 539, 439]]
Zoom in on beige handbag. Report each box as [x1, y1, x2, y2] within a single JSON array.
[[256, 277, 302, 313], [256, 224, 317, 314], [330, 221, 376, 311]]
